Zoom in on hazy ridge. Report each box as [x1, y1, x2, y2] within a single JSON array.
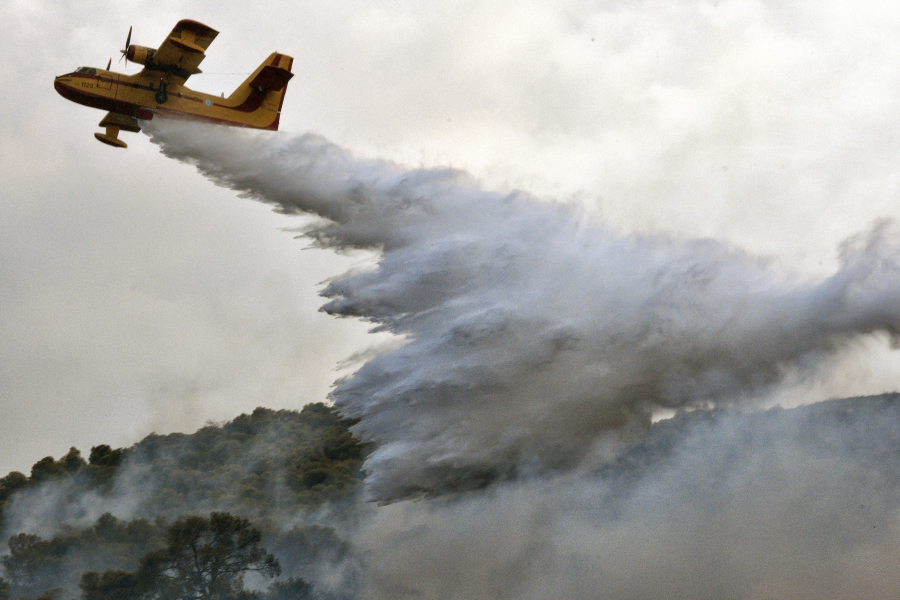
[[3, 394, 900, 599]]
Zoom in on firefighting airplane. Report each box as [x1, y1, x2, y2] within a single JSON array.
[[54, 20, 293, 148]]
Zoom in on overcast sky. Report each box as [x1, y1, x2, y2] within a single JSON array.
[[2, 0, 900, 476]]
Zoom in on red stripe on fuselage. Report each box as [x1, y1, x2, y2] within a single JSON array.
[[214, 89, 266, 113], [56, 75, 277, 129], [54, 79, 142, 117]]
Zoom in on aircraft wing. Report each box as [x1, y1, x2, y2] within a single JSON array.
[[140, 20, 219, 85]]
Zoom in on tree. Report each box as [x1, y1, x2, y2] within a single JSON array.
[[139, 513, 280, 600], [262, 578, 312, 600], [29, 448, 85, 483], [87, 445, 126, 487], [88, 445, 124, 469], [79, 570, 141, 600], [1, 533, 68, 597], [0, 577, 9, 600], [0, 472, 28, 520], [29, 457, 63, 482], [59, 447, 87, 474], [0, 472, 28, 504]]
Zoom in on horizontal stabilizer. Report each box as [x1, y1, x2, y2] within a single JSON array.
[[94, 131, 128, 148], [249, 65, 294, 92]]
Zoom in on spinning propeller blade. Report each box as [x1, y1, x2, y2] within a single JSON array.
[[119, 26, 132, 67]]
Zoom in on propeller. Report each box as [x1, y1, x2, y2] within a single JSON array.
[[119, 26, 132, 67]]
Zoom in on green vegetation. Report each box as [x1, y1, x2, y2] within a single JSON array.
[[0, 475, 27, 522], [0, 403, 365, 600], [0, 404, 365, 526], [80, 513, 281, 600], [6, 394, 900, 599], [139, 512, 280, 600], [2, 515, 164, 599]]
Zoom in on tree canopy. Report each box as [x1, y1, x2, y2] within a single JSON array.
[[0, 404, 365, 600], [0, 404, 366, 527], [139, 513, 280, 600], [79, 514, 281, 600]]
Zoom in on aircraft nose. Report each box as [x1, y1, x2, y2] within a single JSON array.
[[54, 76, 77, 100]]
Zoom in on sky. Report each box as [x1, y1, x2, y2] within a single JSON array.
[[2, 0, 900, 477]]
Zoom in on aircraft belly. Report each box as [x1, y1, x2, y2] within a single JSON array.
[[149, 104, 276, 130], [55, 81, 135, 116]]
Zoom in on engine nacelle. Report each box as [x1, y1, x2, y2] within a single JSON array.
[[126, 45, 157, 66]]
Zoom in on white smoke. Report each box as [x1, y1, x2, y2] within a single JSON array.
[[146, 121, 900, 504], [355, 397, 900, 600]]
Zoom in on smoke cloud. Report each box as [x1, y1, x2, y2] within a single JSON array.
[[355, 395, 900, 600], [146, 121, 900, 503]]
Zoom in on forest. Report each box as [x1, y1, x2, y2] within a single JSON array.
[[5, 394, 900, 600], [0, 403, 366, 600]]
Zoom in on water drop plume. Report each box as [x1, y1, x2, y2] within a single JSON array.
[[147, 122, 900, 502]]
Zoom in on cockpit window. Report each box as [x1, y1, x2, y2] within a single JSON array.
[[75, 67, 97, 75]]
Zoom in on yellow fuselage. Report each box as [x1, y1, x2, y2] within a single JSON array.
[[54, 64, 285, 130]]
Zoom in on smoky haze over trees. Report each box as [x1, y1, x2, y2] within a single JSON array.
[[6, 395, 900, 598], [1, 404, 364, 529], [80, 513, 281, 600], [0, 404, 364, 600]]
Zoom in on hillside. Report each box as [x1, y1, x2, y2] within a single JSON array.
[[4, 395, 900, 599], [0, 403, 366, 600]]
